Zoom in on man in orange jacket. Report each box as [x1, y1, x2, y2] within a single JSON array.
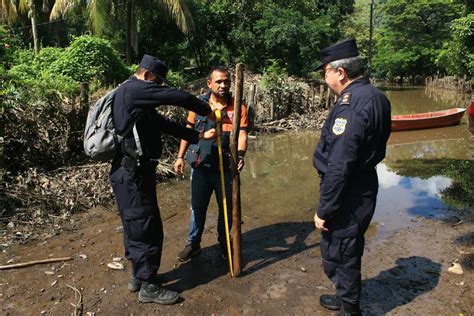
[[174, 66, 248, 262]]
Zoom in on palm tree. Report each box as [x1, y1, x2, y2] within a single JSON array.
[[0, 0, 46, 53], [50, 0, 196, 64], [0, 0, 18, 25]]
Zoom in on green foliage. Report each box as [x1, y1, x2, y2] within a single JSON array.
[[166, 70, 186, 88], [7, 47, 79, 99], [373, 0, 462, 79], [261, 59, 304, 118], [245, 3, 334, 75], [49, 35, 130, 84], [436, 13, 474, 78], [341, 0, 371, 58], [12, 49, 35, 66], [261, 59, 288, 91], [0, 25, 24, 68], [184, 0, 352, 76], [34, 47, 63, 70]]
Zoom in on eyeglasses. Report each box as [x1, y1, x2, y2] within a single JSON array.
[[323, 67, 334, 78]]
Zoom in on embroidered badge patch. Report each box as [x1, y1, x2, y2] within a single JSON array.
[[341, 92, 351, 105], [332, 118, 347, 135]]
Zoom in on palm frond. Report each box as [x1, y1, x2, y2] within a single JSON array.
[[0, 0, 18, 24], [157, 0, 195, 35], [50, 0, 74, 20], [87, 0, 112, 35], [18, 0, 29, 14]]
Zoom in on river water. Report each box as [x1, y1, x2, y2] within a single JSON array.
[[158, 87, 473, 239]]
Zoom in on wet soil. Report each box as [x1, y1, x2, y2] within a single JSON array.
[[1, 202, 472, 315]]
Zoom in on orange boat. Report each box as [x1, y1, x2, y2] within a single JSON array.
[[391, 108, 466, 132]]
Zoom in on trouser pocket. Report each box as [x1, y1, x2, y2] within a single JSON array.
[[122, 207, 163, 243]]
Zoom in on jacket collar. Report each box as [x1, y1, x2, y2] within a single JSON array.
[[339, 76, 370, 95]]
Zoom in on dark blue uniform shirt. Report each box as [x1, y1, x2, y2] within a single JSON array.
[[113, 76, 211, 159], [313, 77, 391, 221]]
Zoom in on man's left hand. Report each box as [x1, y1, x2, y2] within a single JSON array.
[[314, 213, 328, 231]]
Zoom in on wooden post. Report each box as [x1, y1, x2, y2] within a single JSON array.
[[247, 84, 256, 130], [231, 63, 243, 277], [325, 86, 331, 108], [80, 82, 89, 109], [270, 99, 275, 121]]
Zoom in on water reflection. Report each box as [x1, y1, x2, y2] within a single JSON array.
[[381, 87, 470, 115], [377, 163, 452, 219], [158, 128, 472, 240]]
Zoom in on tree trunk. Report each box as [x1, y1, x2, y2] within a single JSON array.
[[125, 0, 133, 64], [30, 3, 39, 53]]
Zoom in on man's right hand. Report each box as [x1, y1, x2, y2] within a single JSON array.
[[174, 158, 185, 174]]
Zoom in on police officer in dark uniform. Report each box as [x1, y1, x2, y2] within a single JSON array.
[[110, 54, 213, 305], [313, 39, 391, 315]]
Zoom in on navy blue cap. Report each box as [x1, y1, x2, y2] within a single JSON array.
[[139, 54, 171, 86], [314, 38, 360, 70]]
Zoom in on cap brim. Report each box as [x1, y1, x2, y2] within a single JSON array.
[[314, 63, 325, 71], [155, 73, 172, 87]]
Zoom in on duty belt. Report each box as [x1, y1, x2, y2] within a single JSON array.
[[120, 156, 153, 171]]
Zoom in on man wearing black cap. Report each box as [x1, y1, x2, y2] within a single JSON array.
[[312, 39, 391, 315], [110, 54, 213, 304]]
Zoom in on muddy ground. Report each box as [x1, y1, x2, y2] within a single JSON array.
[[1, 187, 473, 315]]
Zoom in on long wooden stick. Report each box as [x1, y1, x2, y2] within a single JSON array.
[[0, 257, 72, 270], [231, 63, 244, 277], [215, 110, 234, 276]]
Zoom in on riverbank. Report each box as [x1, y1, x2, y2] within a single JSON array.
[[1, 199, 472, 315]]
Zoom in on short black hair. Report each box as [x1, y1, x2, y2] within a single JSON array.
[[208, 66, 230, 80]]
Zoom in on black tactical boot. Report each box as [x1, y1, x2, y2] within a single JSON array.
[[128, 275, 142, 292], [138, 282, 179, 305], [319, 294, 342, 311], [177, 244, 201, 262], [338, 303, 361, 316]]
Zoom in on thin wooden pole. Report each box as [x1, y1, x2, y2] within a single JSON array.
[[231, 63, 244, 277], [248, 84, 256, 130], [0, 257, 72, 270], [325, 86, 331, 108], [80, 82, 89, 109]]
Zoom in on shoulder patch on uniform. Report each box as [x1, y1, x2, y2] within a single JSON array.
[[332, 118, 347, 135], [340, 92, 351, 105]]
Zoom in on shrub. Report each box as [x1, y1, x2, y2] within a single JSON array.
[[261, 59, 304, 119], [167, 70, 186, 88], [49, 35, 131, 84], [0, 26, 24, 68]]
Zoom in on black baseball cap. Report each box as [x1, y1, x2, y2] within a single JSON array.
[[314, 38, 360, 71], [139, 54, 171, 86]]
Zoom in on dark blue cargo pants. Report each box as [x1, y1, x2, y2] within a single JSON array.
[[110, 162, 162, 282], [320, 170, 378, 307]]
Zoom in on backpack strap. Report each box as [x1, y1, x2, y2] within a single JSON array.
[[132, 124, 143, 157]]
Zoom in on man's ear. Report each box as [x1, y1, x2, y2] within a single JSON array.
[[337, 67, 347, 80], [207, 79, 212, 88], [143, 70, 153, 80]]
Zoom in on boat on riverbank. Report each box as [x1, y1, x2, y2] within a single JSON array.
[[391, 108, 466, 132]]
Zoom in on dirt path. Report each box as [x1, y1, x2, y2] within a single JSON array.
[[1, 204, 472, 315]]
